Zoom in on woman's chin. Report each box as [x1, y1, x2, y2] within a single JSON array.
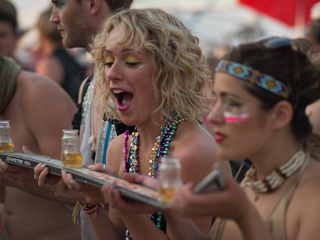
[[119, 115, 135, 127]]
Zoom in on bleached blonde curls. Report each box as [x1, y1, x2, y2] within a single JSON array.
[[91, 8, 211, 124]]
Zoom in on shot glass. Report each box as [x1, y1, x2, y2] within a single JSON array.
[[158, 157, 182, 203], [0, 120, 15, 153], [61, 130, 83, 168]]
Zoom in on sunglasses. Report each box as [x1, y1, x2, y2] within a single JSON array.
[[262, 37, 300, 99]]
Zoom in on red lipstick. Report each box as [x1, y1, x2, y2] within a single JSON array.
[[214, 131, 227, 143]]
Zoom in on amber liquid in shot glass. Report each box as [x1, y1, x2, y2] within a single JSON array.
[[61, 130, 83, 168], [61, 153, 83, 168], [0, 142, 14, 153], [0, 121, 15, 153], [158, 157, 182, 203], [158, 184, 177, 203]]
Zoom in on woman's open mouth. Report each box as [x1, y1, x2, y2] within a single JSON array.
[[112, 89, 133, 111]]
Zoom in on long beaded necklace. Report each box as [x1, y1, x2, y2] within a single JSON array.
[[123, 115, 201, 238], [244, 150, 305, 201]]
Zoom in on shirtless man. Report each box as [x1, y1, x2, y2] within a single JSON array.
[[33, 1, 133, 239], [0, 1, 80, 239], [0, 56, 80, 239]]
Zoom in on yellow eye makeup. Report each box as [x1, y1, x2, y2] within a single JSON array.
[[125, 56, 143, 68], [104, 56, 114, 67], [125, 56, 139, 62], [103, 54, 145, 69]]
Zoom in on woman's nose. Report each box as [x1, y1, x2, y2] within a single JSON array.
[[207, 102, 224, 125], [106, 62, 123, 82]]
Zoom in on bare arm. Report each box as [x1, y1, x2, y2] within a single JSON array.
[[87, 209, 124, 240]]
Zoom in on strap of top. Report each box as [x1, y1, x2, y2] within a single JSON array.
[[0, 56, 21, 113], [72, 74, 94, 130]]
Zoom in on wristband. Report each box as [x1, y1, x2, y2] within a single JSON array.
[[72, 201, 104, 223]]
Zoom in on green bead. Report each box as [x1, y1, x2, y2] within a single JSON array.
[[163, 150, 168, 155], [167, 137, 171, 142], [172, 125, 177, 130], [165, 144, 169, 148]]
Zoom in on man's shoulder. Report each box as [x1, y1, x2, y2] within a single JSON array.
[[19, 70, 57, 85], [18, 70, 68, 96], [17, 70, 75, 108]]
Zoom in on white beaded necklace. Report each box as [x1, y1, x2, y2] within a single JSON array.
[[244, 150, 305, 201]]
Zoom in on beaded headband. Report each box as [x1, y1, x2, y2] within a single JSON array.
[[215, 60, 290, 99]]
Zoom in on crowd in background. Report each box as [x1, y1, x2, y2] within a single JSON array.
[[1, 0, 320, 240]]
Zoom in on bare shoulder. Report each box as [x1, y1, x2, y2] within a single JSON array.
[[18, 70, 75, 109], [174, 121, 221, 161], [17, 70, 76, 132], [172, 122, 228, 183], [291, 159, 320, 214], [287, 159, 320, 238], [19, 70, 61, 91], [297, 159, 320, 198]]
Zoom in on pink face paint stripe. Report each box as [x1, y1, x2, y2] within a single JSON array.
[[224, 112, 249, 123]]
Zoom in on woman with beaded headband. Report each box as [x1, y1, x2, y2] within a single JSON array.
[[164, 38, 320, 240], [56, 8, 230, 240], [105, 37, 320, 240]]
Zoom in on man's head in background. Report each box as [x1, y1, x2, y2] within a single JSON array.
[[50, 0, 133, 50], [0, 0, 18, 58]]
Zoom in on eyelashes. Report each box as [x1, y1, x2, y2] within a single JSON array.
[[126, 62, 142, 67], [104, 62, 145, 69]]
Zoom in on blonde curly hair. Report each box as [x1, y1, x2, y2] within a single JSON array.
[[91, 8, 211, 124]]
